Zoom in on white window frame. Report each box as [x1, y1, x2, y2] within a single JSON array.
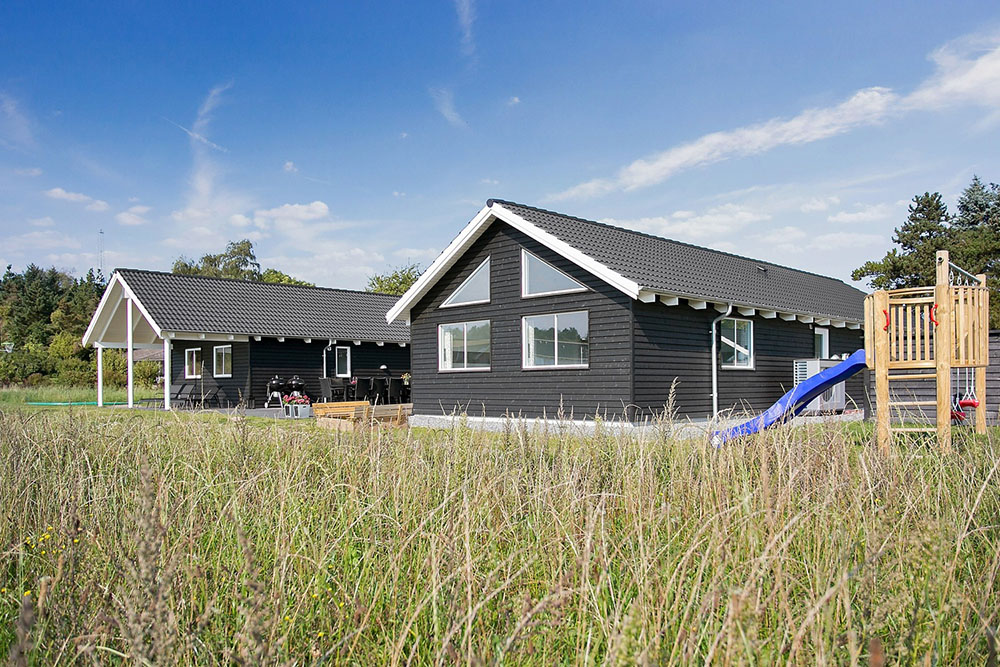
[[720, 318, 754, 370], [521, 248, 588, 299], [334, 345, 351, 378], [813, 327, 830, 359], [438, 320, 491, 372], [440, 256, 491, 308], [213, 345, 232, 378], [184, 347, 202, 379], [521, 310, 590, 370]]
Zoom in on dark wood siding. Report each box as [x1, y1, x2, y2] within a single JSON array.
[[170, 340, 250, 407], [632, 303, 866, 419], [409, 221, 634, 419], [247, 338, 410, 405]]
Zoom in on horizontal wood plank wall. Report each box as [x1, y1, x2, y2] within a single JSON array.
[[633, 303, 866, 419], [248, 338, 409, 406], [409, 221, 634, 419], [170, 340, 250, 407], [870, 330, 999, 424]]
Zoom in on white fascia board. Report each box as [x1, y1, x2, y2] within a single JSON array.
[[82, 272, 125, 347], [386, 205, 494, 323], [797, 315, 814, 324], [386, 203, 643, 324], [116, 274, 164, 338], [831, 320, 846, 328], [168, 332, 250, 342], [493, 204, 641, 299]]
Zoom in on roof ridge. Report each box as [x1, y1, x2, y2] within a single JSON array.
[[115, 268, 401, 299], [488, 198, 864, 290]]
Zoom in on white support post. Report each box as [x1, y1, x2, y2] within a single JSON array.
[[126, 297, 134, 408], [96, 345, 104, 407], [162, 337, 171, 410]]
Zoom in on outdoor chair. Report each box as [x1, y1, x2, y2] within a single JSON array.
[[191, 387, 219, 409], [373, 377, 388, 404], [171, 383, 194, 409], [388, 378, 403, 404], [330, 378, 346, 402], [354, 377, 373, 403], [318, 377, 333, 403]]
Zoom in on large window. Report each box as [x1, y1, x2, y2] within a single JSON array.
[[185, 348, 202, 379], [522, 311, 589, 369], [720, 318, 753, 369], [521, 249, 586, 298], [438, 320, 491, 371], [335, 346, 351, 378], [213, 345, 232, 378], [441, 257, 490, 308]]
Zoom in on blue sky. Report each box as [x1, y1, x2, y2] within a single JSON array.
[[2, 2, 1000, 289]]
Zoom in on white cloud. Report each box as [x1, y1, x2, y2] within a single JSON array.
[[757, 225, 808, 245], [800, 195, 840, 212], [809, 231, 884, 250], [283, 160, 298, 173], [903, 31, 1000, 110], [44, 187, 109, 211], [602, 203, 771, 242], [393, 191, 406, 198], [14, 167, 42, 176], [392, 246, 441, 264], [29, 216, 55, 227], [552, 87, 897, 200], [507, 96, 521, 107], [430, 87, 466, 128], [6, 230, 80, 253], [453, 0, 475, 57], [254, 201, 329, 224], [551, 30, 1000, 202], [827, 202, 894, 223], [400, 131, 409, 139], [480, 178, 500, 185], [0, 92, 33, 148], [115, 205, 152, 226]]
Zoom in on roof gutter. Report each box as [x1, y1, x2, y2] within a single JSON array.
[[710, 303, 733, 419]]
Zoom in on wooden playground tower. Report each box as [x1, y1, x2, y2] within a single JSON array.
[[864, 250, 989, 453]]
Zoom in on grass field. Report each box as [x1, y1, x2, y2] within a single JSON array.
[[1, 406, 998, 664], [0, 385, 160, 405]]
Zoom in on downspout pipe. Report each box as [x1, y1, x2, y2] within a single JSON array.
[[322, 339, 334, 378], [710, 303, 733, 418]]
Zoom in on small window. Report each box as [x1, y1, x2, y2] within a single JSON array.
[[522, 310, 589, 369], [521, 249, 587, 298], [441, 257, 490, 308], [720, 318, 753, 369], [335, 346, 351, 378], [213, 345, 232, 378], [439, 320, 491, 371], [813, 327, 829, 359], [185, 348, 202, 379]]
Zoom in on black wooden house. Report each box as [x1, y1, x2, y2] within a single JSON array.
[[83, 269, 409, 408], [387, 199, 868, 422]]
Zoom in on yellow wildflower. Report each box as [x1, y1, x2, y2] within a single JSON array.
[[317, 631, 324, 638], [23, 591, 31, 597]]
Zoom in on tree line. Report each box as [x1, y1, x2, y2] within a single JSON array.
[[2, 177, 996, 387]]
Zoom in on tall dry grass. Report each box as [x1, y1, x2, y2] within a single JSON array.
[[0, 406, 998, 664]]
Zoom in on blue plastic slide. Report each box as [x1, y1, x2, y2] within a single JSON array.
[[711, 348, 867, 446]]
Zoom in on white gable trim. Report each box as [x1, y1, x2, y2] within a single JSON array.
[[386, 203, 641, 323], [82, 272, 165, 347]]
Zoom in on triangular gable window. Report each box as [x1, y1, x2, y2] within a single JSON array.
[[521, 249, 587, 298], [441, 257, 490, 307]]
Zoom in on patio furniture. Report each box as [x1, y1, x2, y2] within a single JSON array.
[[354, 377, 372, 403], [373, 377, 389, 404], [192, 386, 219, 409], [330, 378, 346, 401], [318, 377, 333, 403], [388, 378, 403, 404]]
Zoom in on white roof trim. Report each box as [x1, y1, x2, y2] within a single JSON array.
[[384, 201, 865, 327], [82, 272, 165, 347], [386, 203, 641, 323]]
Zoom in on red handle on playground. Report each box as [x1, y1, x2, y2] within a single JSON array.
[[930, 304, 939, 326], [882, 309, 889, 331]]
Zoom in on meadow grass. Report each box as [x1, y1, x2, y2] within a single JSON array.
[[0, 385, 159, 405], [0, 406, 998, 664]]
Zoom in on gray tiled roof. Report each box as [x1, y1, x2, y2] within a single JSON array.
[[490, 200, 867, 321], [118, 269, 409, 342]]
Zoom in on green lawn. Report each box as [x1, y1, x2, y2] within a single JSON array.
[[1, 407, 997, 663], [0, 384, 160, 405]]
